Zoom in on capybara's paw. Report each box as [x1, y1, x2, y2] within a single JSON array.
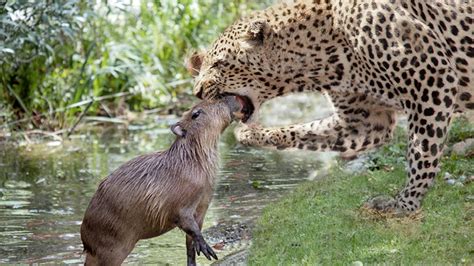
[[194, 237, 218, 261], [234, 123, 264, 146]]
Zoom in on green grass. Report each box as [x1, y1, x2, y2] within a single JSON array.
[[249, 119, 474, 265]]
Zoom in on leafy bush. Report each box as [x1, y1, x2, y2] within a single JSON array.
[[0, 0, 269, 132], [0, 0, 88, 129]]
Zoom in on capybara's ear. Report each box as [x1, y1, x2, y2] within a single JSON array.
[[186, 52, 204, 77]]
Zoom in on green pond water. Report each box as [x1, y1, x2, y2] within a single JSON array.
[[0, 94, 336, 264]]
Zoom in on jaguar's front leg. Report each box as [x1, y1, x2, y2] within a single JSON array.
[[365, 109, 453, 214], [365, 69, 456, 215], [235, 109, 396, 158], [235, 114, 339, 150]]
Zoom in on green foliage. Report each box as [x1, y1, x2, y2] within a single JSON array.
[[1, 0, 88, 128], [448, 116, 474, 143], [365, 126, 407, 171], [1, 0, 268, 131], [366, 117, 473, 172]]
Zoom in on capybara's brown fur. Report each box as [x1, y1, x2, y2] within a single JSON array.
[[81, 97, 241, 266]]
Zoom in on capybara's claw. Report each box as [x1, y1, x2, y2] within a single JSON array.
[[208, 245, 218, 260], [202, 248, 212, 260], [193, 241, 201, 256], [194, 238, 218, 261], [203, 242, 218, 260]]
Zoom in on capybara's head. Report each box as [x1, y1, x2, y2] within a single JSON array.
[[170, 96, 242, 140]]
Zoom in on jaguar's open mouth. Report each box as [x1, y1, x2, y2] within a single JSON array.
[[223, 94, 255, 123]]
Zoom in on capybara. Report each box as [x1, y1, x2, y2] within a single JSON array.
[[81, 96, 242, 266]]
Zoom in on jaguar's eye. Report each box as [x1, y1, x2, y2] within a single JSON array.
[[211, 60, 225, 69], [191, 109, 202, 120]]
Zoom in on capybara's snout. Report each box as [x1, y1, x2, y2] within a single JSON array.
[[171, 123, 186, 137], [222, 95, 243, 119]]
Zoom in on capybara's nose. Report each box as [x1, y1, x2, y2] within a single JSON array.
[[170, 123, 186, 137], [224, 95, 242, 114]]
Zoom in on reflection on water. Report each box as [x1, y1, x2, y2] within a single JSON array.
[[0, 94, 336, 264]]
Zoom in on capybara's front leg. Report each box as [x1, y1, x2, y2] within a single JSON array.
[[186, 234, 196, 266], [178, 211, 217, 262]]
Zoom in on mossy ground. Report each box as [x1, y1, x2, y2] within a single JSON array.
[[249, 117, 474, 265]]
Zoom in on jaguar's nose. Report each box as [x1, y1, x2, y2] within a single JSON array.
[[193, 82, 204, 99], [195, 87, 203, 99]]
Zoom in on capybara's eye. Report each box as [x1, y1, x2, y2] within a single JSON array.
[[191, 109, 202, 120]]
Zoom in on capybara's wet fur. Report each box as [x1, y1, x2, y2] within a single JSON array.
[[81, 97, 241, 266]]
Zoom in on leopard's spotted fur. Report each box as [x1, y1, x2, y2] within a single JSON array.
[[189, 0, 473, 213]]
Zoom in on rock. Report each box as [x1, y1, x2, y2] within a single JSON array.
[[344, 154, 370, 173], [451, 138, 474, 156], [443, 172, 452, 180], [445, 179, 456, 185], [212, 250, 248, 266]]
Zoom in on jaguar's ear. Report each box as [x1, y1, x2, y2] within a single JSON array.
[[186, 52, 204, 77], [243, 19, 269, 47]]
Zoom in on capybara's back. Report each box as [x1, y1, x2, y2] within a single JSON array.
[[81, 96, 242, 265], [81, 154, 172, 264]]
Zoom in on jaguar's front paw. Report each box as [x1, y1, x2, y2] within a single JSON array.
[[363, 195, 409, 217], [364, 195, 397, 211], [234, 123, 264, 147]]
